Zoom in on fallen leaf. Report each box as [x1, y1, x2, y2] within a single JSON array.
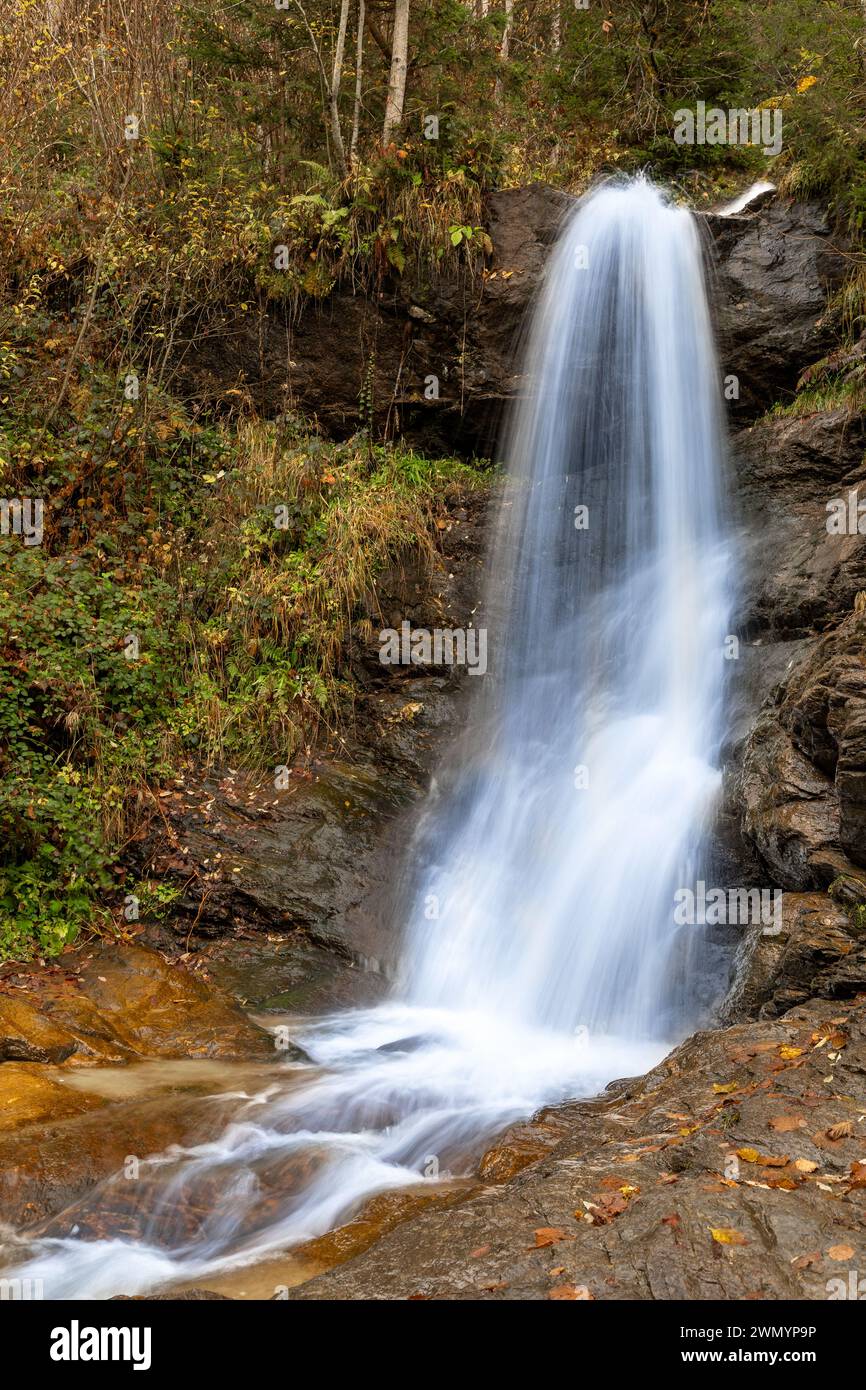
[[588, 1192, 629, 1222], [469, 1245, 490, 1258], [847, 1161, 866, 1189], [736, 1147, 760, 1163], [828, 1244, 855, 1261], [549, 1284, 593, 1300], [791, 1251, 821, 1270], [769, 1115, 805, 1133], [779, 1046, 804, 1060], [659, 1171, 679, 1184], [794, 1159, 819, 1173], [710, 1227, 749, 1246], [713, 1081, 740, 1094], [827, 1120, 854, 1141], [534, 1227, 571, 1248]]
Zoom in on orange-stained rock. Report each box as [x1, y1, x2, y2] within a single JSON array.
[[0, 995, 77, 1064], [5, 943, 276, 1066], [0, 1063, 102, 1133]]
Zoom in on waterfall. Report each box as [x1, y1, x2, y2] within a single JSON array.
[[403, 175, 732, 1037], [1, 177, 733, 1298]]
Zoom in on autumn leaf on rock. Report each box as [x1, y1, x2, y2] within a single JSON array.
[[791, 1251, 822, 1271], [769, 1115, 805, 1133], [534, 1227, 571, 1248], [826, 1120, 853, 1141], [549, 1284, 593, 1300], [710, 1227, 749, 1246], [847, 1161, 866, 1189], [586, 1192, 630, 1223], [828, 1244, 855, 1261]]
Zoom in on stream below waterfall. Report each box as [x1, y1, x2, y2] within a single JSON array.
[[0, 176, 735, 1300]]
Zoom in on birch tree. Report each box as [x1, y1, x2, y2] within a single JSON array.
[[350, 0, 366, 162], [329, 0, 351, 173], [495, 0, 514, 103], [382, 0, 410, 145]]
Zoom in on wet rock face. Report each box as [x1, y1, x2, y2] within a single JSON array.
[[740, 610, 866, 890], [0, 942, 275, 1066], [0, 943, 281, 1226], [724, 892, 866, 1021], [705, 200, 848, 420], [734, 410, 866, 640], [177, 187, 843, 455]]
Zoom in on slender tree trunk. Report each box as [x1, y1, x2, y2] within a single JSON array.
[[495, 0, 514, 103], [350, 0, 365, 162], [329, 0, 351, 173], [552, 1, 561, 52], [382, 0, 410, 145]]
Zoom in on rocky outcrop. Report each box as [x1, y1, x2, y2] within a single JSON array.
[[725, 892, 866, 1020], [740, 609, 866, 890], [287, 994, 866, 1301], [177, 187, 847, 454], [0, 942, 276, 1066], [734, 409, 866, 639], [706, 200, 849, 419]]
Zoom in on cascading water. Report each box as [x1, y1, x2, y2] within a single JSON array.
[[0, 177, 734, 1298]]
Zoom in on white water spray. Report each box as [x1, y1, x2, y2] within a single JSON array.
[[1, 178, 733, 1298]]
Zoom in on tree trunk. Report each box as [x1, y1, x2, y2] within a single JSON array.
[[382, 0, 410, 145], [329, 0, 351, 174], [495, 0, 514, 103], [350, 0, 366, 163]]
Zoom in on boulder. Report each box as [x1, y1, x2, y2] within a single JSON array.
[[0, 995, 78, 1064], [0, 942, 277, 1067]]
